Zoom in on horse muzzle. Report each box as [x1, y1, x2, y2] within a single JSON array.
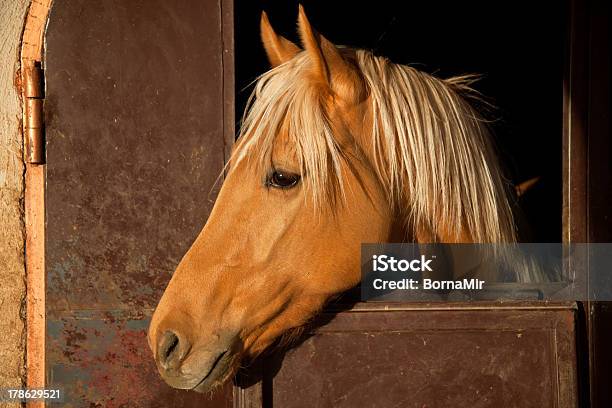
[[152, 327, 239, 392]]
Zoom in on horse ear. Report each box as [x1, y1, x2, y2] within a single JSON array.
[[260, 11, 300, 67], [297, 5, 364, 102]]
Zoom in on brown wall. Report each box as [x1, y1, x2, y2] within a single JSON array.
[[0, 0, 29, 405]]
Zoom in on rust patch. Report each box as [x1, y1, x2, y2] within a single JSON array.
[[14, 66, 22, 98], [47, 314, 231, 407]]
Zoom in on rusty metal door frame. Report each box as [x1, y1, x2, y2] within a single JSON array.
[[22, 2, 53, 405], [563, 0, 612, 406]]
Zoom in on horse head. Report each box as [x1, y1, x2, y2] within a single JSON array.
[[148, 6, 514, 392]]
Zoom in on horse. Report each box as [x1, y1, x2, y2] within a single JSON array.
[[148, 6, 520, 393]]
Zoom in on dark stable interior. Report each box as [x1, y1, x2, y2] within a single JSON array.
[[235, 0, 566, 242]]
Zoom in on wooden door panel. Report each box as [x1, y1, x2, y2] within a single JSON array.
[[236, 303, 578, 408], [44, 0, 232, 405]]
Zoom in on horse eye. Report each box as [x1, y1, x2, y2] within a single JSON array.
[[268, 170, 300, 189]]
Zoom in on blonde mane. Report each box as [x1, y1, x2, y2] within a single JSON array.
[[232, 49, 516, 243]]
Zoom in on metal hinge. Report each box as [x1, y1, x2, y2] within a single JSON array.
[[23, 61, 45, 164]]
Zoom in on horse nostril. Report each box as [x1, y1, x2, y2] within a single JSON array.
[[157, 330, 189, 370]]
